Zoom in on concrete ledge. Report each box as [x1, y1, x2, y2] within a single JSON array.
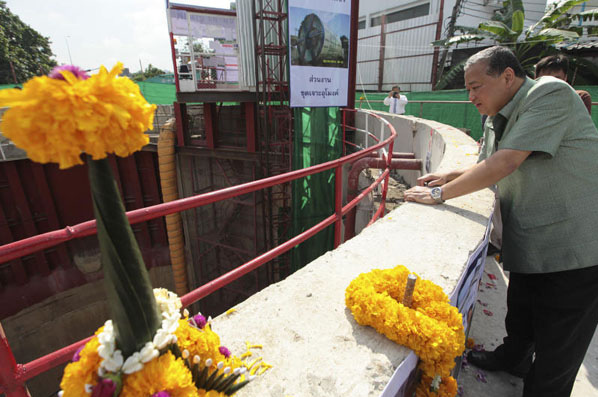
[[212, 113, 495, 396]]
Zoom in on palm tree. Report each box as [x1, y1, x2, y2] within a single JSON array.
[[433, 0, 596, 89]]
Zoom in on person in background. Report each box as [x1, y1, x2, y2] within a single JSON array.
[[383, 85, 408, 114], [535, 54, 592, 114], [404, 46, 598, 397]]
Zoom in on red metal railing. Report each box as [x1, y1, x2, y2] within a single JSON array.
[[0, 108, 406, 396]]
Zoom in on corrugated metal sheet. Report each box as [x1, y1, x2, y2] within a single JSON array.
[[237, 0, 256, 89], [357, 12, 438, 92]]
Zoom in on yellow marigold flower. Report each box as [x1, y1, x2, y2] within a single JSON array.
[[0, 63, 156, 169], [466, 337, 475, 349], [120, 351, 199, 397], [60, 331, 103, 396], [175, 321, 224, 365]]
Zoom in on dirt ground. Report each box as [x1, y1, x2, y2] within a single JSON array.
[[371, 170, 408, 213]]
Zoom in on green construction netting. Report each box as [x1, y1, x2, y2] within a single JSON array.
[[356, 86, 598, 141], [0, 81, 177, 105], [135, 81, 177, 104], [291, 107, 342, 272]]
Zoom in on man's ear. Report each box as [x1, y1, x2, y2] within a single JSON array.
[[503, 67, 516, 87]]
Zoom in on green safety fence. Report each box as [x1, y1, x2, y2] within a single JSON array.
[[356, 86, 598, 141]]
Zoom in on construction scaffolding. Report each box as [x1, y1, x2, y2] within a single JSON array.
[[254, 0, 293, 282]]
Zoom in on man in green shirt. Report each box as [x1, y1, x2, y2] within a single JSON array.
[[404, 46, 598, 397]]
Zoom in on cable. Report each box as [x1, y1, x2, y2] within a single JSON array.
[[356, 63, 374, 110], [461, 5, 546, 15]]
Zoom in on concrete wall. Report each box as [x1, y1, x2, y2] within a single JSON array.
[[211, 113, 494, 396]]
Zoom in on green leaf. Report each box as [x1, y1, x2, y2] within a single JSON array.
[[479, 21, 516, 37], [536, 28, 579, 41], [88, 157, 161, 357], [511, 10, 525, 34], [435, 60, 466, 90], [528, 0, 588, 34]]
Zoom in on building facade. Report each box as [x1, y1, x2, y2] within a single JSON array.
[[357, 0, 548, 92]]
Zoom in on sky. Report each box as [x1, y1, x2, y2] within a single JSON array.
[[6, 0, 558, 74], [5, 0, 233, 74]]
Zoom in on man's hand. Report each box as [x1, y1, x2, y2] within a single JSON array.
[[404, 186, 438, 205], [388, 91, 394, 97], [417, 173, 448, 187]]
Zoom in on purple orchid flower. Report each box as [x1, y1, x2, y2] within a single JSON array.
[[219, 346, 231, 358], [49, 65, 90, 81]]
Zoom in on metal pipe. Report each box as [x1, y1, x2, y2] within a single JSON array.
[[157, 119, 189, 296], [344, 157, 422, 242], [347, 0, 360, 109], [334, 165, 343, 248]]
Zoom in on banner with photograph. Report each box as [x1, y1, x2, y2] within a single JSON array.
[[289, 0, 351, 107]]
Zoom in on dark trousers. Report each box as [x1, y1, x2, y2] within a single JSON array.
[[494, 265, 598, 397]]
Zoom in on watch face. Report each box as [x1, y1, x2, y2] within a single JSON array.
[[431, 187, 442, 201]]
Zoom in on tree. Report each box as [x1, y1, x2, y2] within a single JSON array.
[[131, 64, 165, 82], [433, 0, 598, 89], [0, 1, 57, 84]]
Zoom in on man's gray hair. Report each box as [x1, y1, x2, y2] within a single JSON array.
[[464, 46, 526, 78]]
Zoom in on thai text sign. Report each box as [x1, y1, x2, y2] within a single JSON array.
[[289, 0, 351, 107]]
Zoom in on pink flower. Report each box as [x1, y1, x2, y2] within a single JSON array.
[[151, 391, 171, 397], [190, 314, 207, 329], [219, 346, 231, 358], [49, 65, 90, 81], [90, 378, 116, 397], [72, 345, 85, 362]]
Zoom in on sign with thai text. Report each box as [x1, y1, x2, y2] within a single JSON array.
[[289, 0, 351, 107]]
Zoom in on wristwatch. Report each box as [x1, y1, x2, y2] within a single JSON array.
[[430, 187, 444, 204]]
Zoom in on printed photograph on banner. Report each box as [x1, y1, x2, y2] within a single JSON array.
[[288, 0, 351, 107], [289, 8, 350, 68]]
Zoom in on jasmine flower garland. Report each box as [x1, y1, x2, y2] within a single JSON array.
[[345, 265, 465, 397]]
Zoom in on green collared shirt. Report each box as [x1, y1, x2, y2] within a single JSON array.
[[478, 76, 598, 273]]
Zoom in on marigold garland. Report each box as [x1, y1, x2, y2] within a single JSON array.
[[0, 63, 155, 169], [345, 265, 465, 396]]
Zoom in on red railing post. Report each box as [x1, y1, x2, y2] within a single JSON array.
[[342, 109, 347, 157], [0, 323, 29, 397], [334, 165, 343, 248]]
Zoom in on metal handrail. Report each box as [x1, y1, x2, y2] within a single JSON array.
[[0, 108, 397, 396]]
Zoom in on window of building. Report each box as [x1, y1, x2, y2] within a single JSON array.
[[370, 3, 430, 27], [358, 19, 366, 30]]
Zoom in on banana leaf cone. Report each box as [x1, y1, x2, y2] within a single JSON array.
[[88, 156, 161, 357]]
